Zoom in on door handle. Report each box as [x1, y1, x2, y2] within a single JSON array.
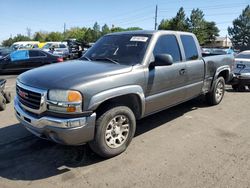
[[179, 68, 186, 75]]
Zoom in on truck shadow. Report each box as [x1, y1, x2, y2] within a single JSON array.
[[0, 97, 208, 181]]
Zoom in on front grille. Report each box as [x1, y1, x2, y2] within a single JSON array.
[[16, 85, 42, 110]]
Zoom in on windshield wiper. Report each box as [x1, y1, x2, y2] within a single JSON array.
[[81, 56, 92, 61], [92, 57, 120, 64]]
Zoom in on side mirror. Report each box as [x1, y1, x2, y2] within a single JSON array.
[[152, 54, 173, 67]]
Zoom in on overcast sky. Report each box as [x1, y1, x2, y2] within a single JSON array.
[[0, 0, 249, 42]]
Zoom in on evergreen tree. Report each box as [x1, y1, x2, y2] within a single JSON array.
[[228, 5, 250, 51]]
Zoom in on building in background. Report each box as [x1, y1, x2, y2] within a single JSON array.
[[206, 36, 232, 48]]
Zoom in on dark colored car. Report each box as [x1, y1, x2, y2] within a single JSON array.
[[0, 48, 12, 59], [0, 79, 11, 111], [230, 50, 250, 91], [0, 49, 63, 73]]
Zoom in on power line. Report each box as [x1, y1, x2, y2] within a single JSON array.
[[159, 3, 248, 12]]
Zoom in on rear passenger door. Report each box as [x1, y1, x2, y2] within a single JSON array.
[[145, 34, 187, 115], [180, 35, 205, 100]]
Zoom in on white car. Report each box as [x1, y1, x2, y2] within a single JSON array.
[[42, 42, 69, 59], [231, 50, 250, 91]]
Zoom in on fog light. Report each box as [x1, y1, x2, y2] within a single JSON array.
[[67, 106, 76, 112], [66, 119, 86, 128]]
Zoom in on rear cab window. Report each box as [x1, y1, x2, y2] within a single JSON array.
[[180, 35, 199, 61], [153, 35, 182, 63]]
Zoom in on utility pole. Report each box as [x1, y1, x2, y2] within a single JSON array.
[[154, 5, 158, 30], [63, 23, 66, 37]]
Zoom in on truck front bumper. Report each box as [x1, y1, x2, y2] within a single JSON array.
[[14, 98, 96, 145]]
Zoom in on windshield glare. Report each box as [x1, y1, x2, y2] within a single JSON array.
[[82, 34, 151, 65]]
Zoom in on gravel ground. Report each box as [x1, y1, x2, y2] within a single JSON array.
[[0, 74, 250, 188]]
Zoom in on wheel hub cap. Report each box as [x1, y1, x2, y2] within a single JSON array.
[[105, 115, 130, 149]]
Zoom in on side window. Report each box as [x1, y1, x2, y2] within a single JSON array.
[[33, 44, 39, 48], [180, 35, 199, 60], [59, 44, 66, 48], [29, 50, 40, 57], [38, 51, 46, 57], [10, 50, 29, 61], [153, 35, 181, 63]]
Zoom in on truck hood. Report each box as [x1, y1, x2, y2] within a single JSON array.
[[18, 60, 133, 89]]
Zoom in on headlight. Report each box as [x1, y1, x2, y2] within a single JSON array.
[[47, 90, 83, 113]]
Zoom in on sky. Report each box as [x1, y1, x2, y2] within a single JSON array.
[[0, 0, 249, 43]]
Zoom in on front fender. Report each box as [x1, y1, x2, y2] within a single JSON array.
[[88, 85, 145, 116]]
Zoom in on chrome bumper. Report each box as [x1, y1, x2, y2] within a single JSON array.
[[14, 97, 96, 145]]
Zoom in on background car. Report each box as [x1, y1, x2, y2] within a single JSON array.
[[42, 42, 69, 59], [230, 50, 250, 91], [0, 49, 63, 73], [0, 48, 12, 59], [10, 41, 40, 50]]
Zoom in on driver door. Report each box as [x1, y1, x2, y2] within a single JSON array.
[[144, 34, 187, 115]]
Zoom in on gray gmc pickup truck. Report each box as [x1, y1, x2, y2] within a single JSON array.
[[15, 30, 234, 158]]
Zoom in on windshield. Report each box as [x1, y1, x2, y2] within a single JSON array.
[[236, 53, 250, 59], [42, 43, 53, 49], [82, 34, 151, 65]]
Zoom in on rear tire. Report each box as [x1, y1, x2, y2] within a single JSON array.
[[89, 106, 136, 158], [4, 91, 11, 103], [206, 77, 225, 105], [0, 94, 6, 111]]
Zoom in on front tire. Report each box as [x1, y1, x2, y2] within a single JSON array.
[[89, 106, 136, 158], [0, 94, 6, 111], [206, 77, 225, 105], [4, 91, 11, 103]]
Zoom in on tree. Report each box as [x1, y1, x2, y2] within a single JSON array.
[[158, 19, 171, 30], [101, 24, 110, 35], [126, 27, 142, 31], [2, 34, 31, 47], [228, 5, 250, 51], [83, 28, 96, 43], [110, 27, 125, 33], [187, 9, 206, 44], [204, 21, 219, 45], [93, 22, 101, 41], [65, 27, 86, 41], [45, 32, 64, 41], [172, 7, 189, 31], [33, 31, 47, 42], [2, 38, 14, 47], [187, 9, 219, 45], [158, 7, 188, 31]]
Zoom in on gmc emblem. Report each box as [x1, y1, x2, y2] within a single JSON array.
[[18, 89, 28, 99]]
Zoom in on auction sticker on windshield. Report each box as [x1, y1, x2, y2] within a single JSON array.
[[130, 36, 148, 42]]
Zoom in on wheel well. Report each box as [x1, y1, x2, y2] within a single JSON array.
[[95, 94, 142, 119], [217, 70, 229, 83]]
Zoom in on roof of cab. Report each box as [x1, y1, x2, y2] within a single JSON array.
[[106, 30, 194, 36]]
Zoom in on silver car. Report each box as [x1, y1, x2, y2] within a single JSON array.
[[42, 43, 70, 59], [231, 50, 250, 91]]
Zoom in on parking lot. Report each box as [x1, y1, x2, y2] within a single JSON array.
[[0, 74, 250, 188]]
